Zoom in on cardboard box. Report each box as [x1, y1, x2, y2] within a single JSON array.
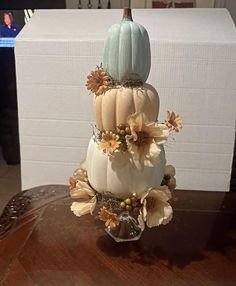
[[15, 9, 236, 191]]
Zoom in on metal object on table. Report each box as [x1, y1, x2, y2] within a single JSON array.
[[78, 0, 83, 9], [87, 0, 93, 9], [98, 0, 102, 9]]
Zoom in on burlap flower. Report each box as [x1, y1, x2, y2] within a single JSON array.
[[126, 112, 169, 168], [86, 68, 110, 96], [99, 131, 121, 155], [165, 111, 183, 132], [71, 160, 88, 184], [163, 165, 176, 192], [69, 160, 89, 198], [70, 181, 97, 217], [70, 160, 97, 217], [138, 186, 173, 228]]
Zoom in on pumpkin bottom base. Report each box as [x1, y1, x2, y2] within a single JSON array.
[[86, 137, 166, 199]]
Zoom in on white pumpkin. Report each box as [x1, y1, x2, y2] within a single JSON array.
[[93, 83, 159, 132], [86, 138, 166, 199]]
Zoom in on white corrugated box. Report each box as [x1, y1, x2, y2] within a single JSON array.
[[15, 9, 236, 191]]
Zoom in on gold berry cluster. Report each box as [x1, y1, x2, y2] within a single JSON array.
[[116, 124, 131, 152], [117, 124, 131, 136], [120, 193, 141, 213]]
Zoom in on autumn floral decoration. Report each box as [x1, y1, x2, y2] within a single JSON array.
[[165, 111, 183, 132], [86, 65, 145, 96], [96, 112, 169, 164], [69, 159, 177, 231], [86, 67, 111, 96], [95, 111, 182, 169]]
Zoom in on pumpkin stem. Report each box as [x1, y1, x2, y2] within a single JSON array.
[[123, 8, 133, 21]]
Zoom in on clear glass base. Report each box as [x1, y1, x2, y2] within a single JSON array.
[[105, 211, 142, 242]]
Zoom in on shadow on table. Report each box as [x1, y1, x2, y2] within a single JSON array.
[[96, 203, 236, 269]]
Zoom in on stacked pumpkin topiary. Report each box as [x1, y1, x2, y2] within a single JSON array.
[[70, 8, 182, 242]]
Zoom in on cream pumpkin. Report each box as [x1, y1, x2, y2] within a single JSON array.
[[93, 83, 159, 131], [86, 138, 166, 199]]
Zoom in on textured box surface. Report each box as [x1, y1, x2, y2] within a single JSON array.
[[15, 9, 236, 191]]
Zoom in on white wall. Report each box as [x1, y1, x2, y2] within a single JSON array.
[[15, 9, 236, 192]]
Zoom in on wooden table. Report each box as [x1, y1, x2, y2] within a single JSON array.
[[0, 185, 236, 286]]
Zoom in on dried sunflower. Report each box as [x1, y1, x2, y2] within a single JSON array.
[[86, 68, 110, 96], [99, 131, 121, 155], [69, 177, 77, 190], [98, 206, 119, 229], [165, 111, 183, 132]]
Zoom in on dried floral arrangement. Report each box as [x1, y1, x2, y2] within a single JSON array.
[[69, 82, 182, 240], [70, 159, 177, 239], [86, 66, 144, 96], [69, 9, 183, 242]]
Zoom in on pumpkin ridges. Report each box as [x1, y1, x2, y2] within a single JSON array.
[[86, 138, 166, 198], [102, 89, 117, 131], [137, 23, 151, 81], [118, 22, 132, 82], [116, 87, 135, 127], [107, 23, 121, 79], [103, 19, 151, 82], [93, 84, 160, 132], [93, 92, 103, 130], [131, 22, 140, 75]]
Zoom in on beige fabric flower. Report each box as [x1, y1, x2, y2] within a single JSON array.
[[69, 160, 89, 197], [70, 160, 88, 190], [70, 181, 97, 217], [168, 177, 176, 192], [140, 186, 173, 228], [99, 131, 121, 155], [71, 196, 97, 217], [70, 181, 94, 199], [69, 177, 77, 190], [166, 111, 183, 132], [86, 68, 110, 96], [126, 112, 169, 168], [165, 165, 176, 177], [164, 165, 176, 191], [138, 212, 145, 231]]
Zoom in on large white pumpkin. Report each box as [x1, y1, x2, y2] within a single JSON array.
[[86, 138, 166, 199]]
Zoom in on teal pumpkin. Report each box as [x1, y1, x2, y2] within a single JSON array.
[[103, 8, 151, 83]]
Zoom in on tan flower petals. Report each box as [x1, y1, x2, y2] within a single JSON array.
[[70, 196, 97, 217], [86, 68, 111, 96], [166, 111, 183, 132], [165, 165, 176, 177], [98, 206, 119, 228], [126, 112, 169, 168], [164, 165, 177, 192], [69, 177, 77, 190], [70, 181, 95, 199], [70, 161, 97, 217], [139, 186, 173, 228], [99, 131, 121, 155]]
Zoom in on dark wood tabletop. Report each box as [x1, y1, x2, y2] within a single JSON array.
[[0, 185, 236, 286]]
